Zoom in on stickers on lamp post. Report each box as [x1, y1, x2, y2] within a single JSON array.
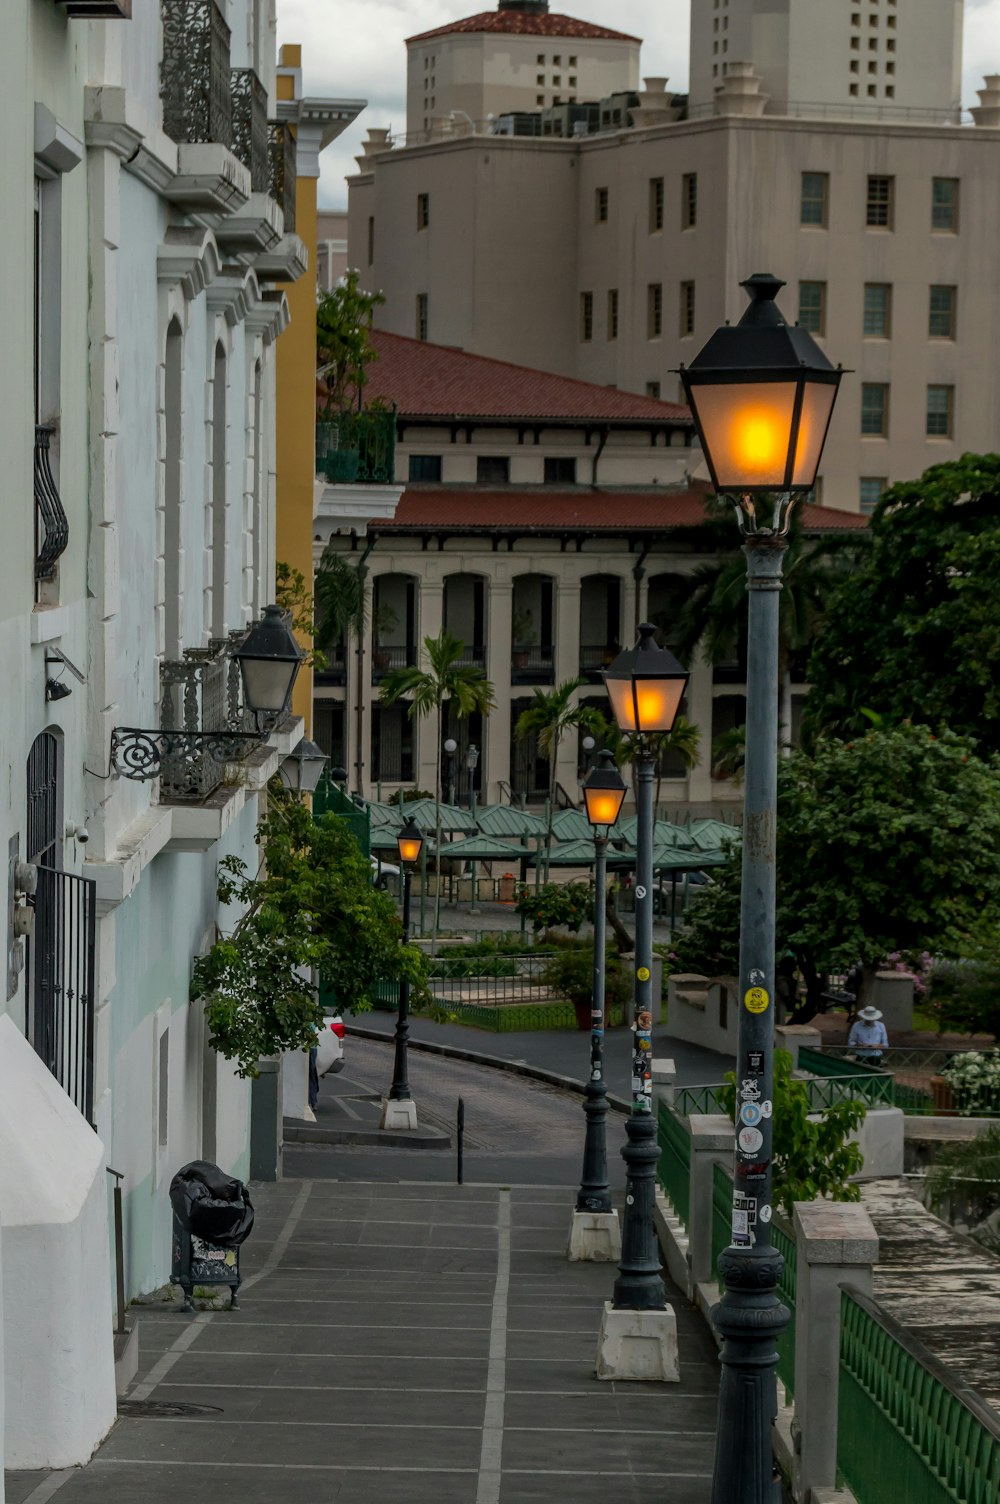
[[636, 966, 650, 982], [744, 986, 769, 1014], [631, 1008, 654, 1111], [739, 1101, 762, 1127], [738, 1125, 764, 1155]]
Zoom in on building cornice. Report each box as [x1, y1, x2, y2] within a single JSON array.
[[157, 226, 222, 300], [245, 291, 291, 347], [206, 266, 262, 328], [276, 96, 368, 178]]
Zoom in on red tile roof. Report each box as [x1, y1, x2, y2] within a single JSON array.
[[375, 486, 869, 535], [364, 331, 691, 425], [407, 11, 639, 44]]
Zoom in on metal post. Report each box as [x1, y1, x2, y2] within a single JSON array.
[[612, 746, 665, 1310], [419, 837, 427, 936], [710, 533, 788, 1504], [576, 831, 612, 1213], [469, 787, 480, 915], [457, 1096, 465, 1185], [389, 866, 413, 1102], [107, 1166, 127, 1335]]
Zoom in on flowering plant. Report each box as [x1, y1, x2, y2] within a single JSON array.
[[940, 1050, 1000, 1116], [884, 949, 933, 997]]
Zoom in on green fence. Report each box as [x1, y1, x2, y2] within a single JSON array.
[[316, 407, 397, 485], [801, 1044, 1000, 1116], [773, 1216, 797, 1400], [711, 1160, 732, 1285], [838, 1289, 1000, 1504], [657, 1100, 691, 1229], [676, 1082, 731, 1116], [426, 998, 626, 1033], [677, 1071, 891, 1119], [314, 772, 371, 858]]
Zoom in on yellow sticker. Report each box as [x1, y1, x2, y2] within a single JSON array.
[[636, 966, 650, 982], [744, 987, 770, 1014]]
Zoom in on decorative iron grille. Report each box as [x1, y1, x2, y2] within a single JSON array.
[[231, 69, 268, 191], [160, 0, 232, 149], [317, 409, 398, 485], [28, 866, 97, 1126], [268, 122, 296, 232], [34, 426, 69, 581]]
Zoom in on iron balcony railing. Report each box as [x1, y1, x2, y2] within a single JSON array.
[[34, 425, 70, 581], [155, 643, 255, 801], [267, 121, 296, 232], [316, 408, 398, 485], [160, 0, 232, 150], [579, 644, 618, 676], [231, 68, 268, 191], [512, 645, 555, 684], [28, 866, 97, 1127], [371, 643, 417, 683]]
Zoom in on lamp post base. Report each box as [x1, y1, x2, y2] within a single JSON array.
[[380, 1097, 419, 1131], [568, 1209, 621, 1263], [595, 1301, 679, 1382]]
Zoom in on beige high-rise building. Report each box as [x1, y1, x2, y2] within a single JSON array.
[[405, 0, 640, 136], [688, 0, 964, 120], [348, 0, 1000, 514]]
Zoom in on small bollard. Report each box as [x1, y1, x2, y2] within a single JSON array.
[[457, 1096, 465, 1185]]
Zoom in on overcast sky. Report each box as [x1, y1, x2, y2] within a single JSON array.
[[274, 0, 1000, 211]]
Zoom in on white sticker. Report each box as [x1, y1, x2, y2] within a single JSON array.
[[740, 1102, 762, 1127], [635, 885, 647, 900], [740, 1078, 762, 1101], [749, 968, 765, 985], [759, 1204, 772, 1223], [738, 1125, 764, 1154], [732, 1210, 748, 1235], [761, 1100, 773, 1118]]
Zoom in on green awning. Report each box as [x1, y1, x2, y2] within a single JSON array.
[[475, 804, 549, 838], [438, 835, 530, 862], [686, 818, 741, 851], [397, 798, 479, 833], [614, 815, 698, 850]]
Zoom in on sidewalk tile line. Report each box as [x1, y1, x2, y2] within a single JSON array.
[[21, 1470, 78, 1503], [476, 1187, 510, 1504], [92, 1460, 708, 1477]]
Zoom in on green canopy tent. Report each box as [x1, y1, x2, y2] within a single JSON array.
[[398, 798, 479, 834], [686, 817, 741, 852], [438, 835, 530, 862], [365, 800, 405, 830], [614, 815, 698, 850], [550, 808, 597, 842], [475, 805, 549, 838]]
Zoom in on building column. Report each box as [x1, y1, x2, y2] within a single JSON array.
[[686, 644, 715, 805], [416, 577, 444, 793], [485, 572, 513, 802]]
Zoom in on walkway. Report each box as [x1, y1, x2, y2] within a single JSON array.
[[6, 1179, 719, 1504]]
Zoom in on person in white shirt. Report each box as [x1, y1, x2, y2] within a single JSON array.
[[848, 1005, 889, 1065]]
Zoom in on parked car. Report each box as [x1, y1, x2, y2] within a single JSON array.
[[314, 1015, 346, 1076], [370, 856, 401, 892]]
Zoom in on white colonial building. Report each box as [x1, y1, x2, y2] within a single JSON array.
[[1, 0, 362, 1478]]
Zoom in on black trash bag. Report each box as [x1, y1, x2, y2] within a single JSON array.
[[169, 1160, 255, 1249]]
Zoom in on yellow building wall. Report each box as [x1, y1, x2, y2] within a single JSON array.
[[276, 50, 316, 729]]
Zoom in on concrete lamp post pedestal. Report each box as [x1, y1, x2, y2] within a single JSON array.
[[380, 1097, 419, 1131], [569, 1208, 621, 1263]]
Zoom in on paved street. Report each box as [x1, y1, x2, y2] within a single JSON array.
[[6, 1045, 719, 1504]]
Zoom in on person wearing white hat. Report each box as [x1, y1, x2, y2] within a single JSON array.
[[848, 1005, 889, 1065]]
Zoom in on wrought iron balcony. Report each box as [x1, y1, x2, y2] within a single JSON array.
[[579, 644, 618, 681], [160, 0, 232, 150], [34, 426, 69, 582], [316, 408, 397, 485], [231, 69, 268, 192], [371, 643, 417, 684], [111, 644, 255, 802], [268, 122, 296, 232], [511, 645, 555, 685]]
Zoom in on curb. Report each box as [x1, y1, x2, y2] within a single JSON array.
[[283, 1119, 451, 1151], [345, 1023, 631, 1115]]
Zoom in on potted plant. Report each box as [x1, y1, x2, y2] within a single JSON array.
[[512, 606, 535, 668]]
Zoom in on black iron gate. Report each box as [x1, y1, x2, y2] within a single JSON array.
[[28, 865, 97, 1125]]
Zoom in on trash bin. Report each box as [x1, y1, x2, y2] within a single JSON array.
[[499, 872, 516, 904], [169, 1160, 255, 1313]]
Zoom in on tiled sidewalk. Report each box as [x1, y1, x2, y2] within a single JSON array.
[[7, 1179, 718, 1503]]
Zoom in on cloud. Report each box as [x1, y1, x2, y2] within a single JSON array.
[[273, 0, 1000, 210]]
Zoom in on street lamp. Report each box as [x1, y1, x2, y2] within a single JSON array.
[[465, 743, 480, 812], [444, 736, 458, 806], [678, 272, 843, 1504], [231, 604, 305, 727], [381, 816, 424, 1132], [280, 737, 328, 796], [570, 750, 627, 1262], [596, 625, 688, 1379]]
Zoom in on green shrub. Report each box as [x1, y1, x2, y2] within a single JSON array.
[[515, 881, 594, 933], [540, 941, 631, 1016]]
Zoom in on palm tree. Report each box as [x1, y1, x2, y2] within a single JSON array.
[[594, 712, 702, 814], [515, 679, 604, 879], [652, 502, 863, 753], [381, 629, 495, 941]]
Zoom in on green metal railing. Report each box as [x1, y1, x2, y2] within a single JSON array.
[[425, 998, 626, 1032], [657, 1099, 691, 1228], [316, 408, 397, 485], [773, 1215, 797, 1399], [711, 1159, 732, 1285], [314, 772, 372, 857], [838, 1288, 1000, 1504], [675, 1082, 731, 1116], [801, 1044, 1000, 1116]]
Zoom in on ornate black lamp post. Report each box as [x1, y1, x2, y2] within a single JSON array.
[[381, 816, 424, 1131], [678, 272, 843, 1504], [569, 751, 627, 1261], [596, 626, 689, 1378]]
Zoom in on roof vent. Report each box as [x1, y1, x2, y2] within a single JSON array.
[[498, 1, 550, 13]]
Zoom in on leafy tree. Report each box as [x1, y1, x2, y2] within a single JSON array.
[[313, 547, 368, 671], [275, 561, 325, 670], [515, 679, 604, 878], [540, 941, 632, 1019], [191, 793, 426, 1077], [316, 270, 385, 413], [381, 629, 496, 940], [515, 880, 594, 934], [595, 712, 701, 813], [719, 1051, 865, 1218], [803, 454, 1000, 754], [673, 723, 1000, 1013]]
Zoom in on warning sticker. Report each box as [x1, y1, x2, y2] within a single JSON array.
[[744, 987, 770, 1014]]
